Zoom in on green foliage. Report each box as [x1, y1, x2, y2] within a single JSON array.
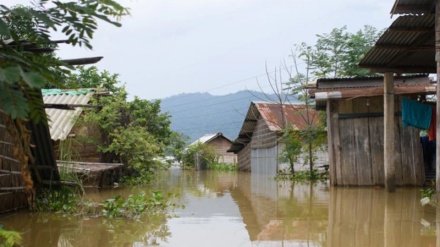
[[73, 68, 173, 184], [420, 188, 436, 206], [0, 226, 21, 247], [36, 186, 83, 214], [276, 169, 328, 181], [0, 2, 129, 121], [36, 186, 175, 220], [58, 66, 122, 93], [182, 142, 218, 169], [279, 128, 303, 174], [209, 162, 238, 171], [300, 25, 382, 79], [102, 191, 169, 219], [165, 131, 189, 165]]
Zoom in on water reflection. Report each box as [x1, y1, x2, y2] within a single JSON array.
[[0, 170, 437, 246]]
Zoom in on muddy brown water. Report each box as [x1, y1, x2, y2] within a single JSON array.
[[0, 168, 437, 247]]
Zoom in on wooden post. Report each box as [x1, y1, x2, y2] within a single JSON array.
[[384, 72, 395, 192], [436, 0, 440, 196], [436, 3, 440, 246]]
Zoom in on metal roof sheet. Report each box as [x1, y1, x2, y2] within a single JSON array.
[[190, 132, 232, 146], [310, 75, 434, 100], [359, 14, 435, 73], [391, 0, 435, 15], [42, 89, 95, 141], [228, 102, 322, 153]]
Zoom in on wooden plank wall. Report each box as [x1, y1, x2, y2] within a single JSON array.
[[329, 96, 424, 186], [237, 142, 252, 171]]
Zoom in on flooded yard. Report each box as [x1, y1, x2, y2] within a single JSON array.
[[0, 169, 437, 246]]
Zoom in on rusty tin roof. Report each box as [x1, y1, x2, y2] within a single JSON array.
[[310, 75, 435, 101], [228, 102, 322, 153]]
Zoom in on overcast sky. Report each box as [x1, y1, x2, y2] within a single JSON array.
[[4, 0, 394, 100]]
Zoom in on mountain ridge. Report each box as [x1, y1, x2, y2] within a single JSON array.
[[160, 90, 300, 143]]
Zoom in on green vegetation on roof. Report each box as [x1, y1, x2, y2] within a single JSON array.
[[41, 89, 94, 96]]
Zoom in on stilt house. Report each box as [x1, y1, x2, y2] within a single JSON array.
[[310, 75, 435, 186], [355, 2, 440, 190]]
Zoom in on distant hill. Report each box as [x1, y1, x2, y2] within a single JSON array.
[[160, 90, 300, 143]]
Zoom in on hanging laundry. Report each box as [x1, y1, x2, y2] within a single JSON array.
[[401, 98, 432, 130]]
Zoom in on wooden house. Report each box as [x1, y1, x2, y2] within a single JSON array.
[[191, 132, 237, 165], [309, 75, 435, 186], [353, 2, 440, 191], [228, 102, 326, 176]]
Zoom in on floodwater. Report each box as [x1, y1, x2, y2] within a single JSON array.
[[0, 169, 437, 247]]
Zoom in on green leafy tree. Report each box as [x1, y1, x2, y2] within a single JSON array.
[[279, 127, 303, 174], [182, 142, 218, 170], [165, 132, 190, 165], [308, 25, 382, 78], [0, 1, 129, 121], [60, 66, 122, 93], [279, 25, 379, 177], [62, 67, 173, 183], [80, 85, 173, 183]]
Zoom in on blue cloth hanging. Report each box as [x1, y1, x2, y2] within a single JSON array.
[[401, 98, 432, 130]]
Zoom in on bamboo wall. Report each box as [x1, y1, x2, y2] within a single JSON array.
[[327, 96, 424, 186], [0, 111, 29, 213]]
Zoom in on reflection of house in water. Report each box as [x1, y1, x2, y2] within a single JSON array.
[[229, 173, 435, 246], [230, 174, 330, 245], [328, 187, 435, 247]]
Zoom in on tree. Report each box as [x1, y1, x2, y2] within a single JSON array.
[[59, 66, 122, 93], [278, 26, 379, 177], [182, 142, 218, 170], [165, 132, 190, 166], [0, 1, 129, 121], [308, 25, 382, 78], [63, 66, 173, 184], [278, 127, 303, 174]]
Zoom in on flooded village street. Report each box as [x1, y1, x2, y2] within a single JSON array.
[[0, 169, 436, 247]]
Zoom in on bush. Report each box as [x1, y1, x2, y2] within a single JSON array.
[[182, 143, 218, 169], [210, 162, 238, 171], [275, 169, 328, 181]]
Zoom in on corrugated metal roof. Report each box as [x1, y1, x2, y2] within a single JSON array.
[[359, 14, 435, 73], [190, 132, 232, 146], [310, 75, 434, 100], [42, 89, 95, 141], [228, 102, 322, 153], [391, 0, 435, 15]]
